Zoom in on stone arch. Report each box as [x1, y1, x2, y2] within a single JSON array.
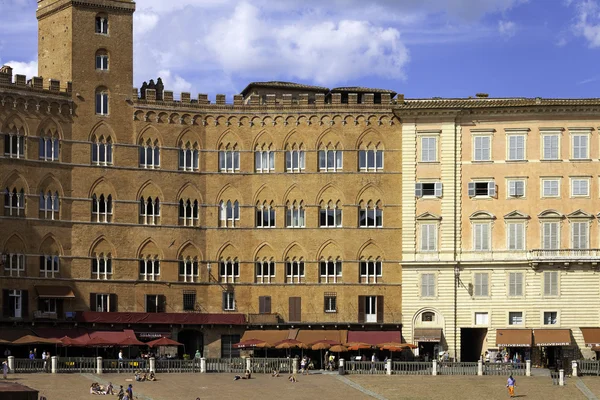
[[315, 183, 345, 204], [254, 242, 276, 261], [2, 170, 30, 193], [3, 233, 27, 253], [252, 130, 276, 150], [215, 242, 239, 261], [137, 125, 163, 146], [89, 120, 116, 142], [282, 129, 307, 150], [176, 182, 203, 203], [215, 183, 242, 204], [253, 184, 279, 204], [37, 173, 65, 198], [136, 180, 164, 200], [356, 240, 385, 261], [177, 241, 203, 260], [217, 129, 242, 150], [37, 117, 63, 139], [282, 242, 307, 262], [283, 184, 304, 204], [89, 236, 116, 258], [356, 128, 385, 150], [315, 128, 344, 150], [176, 128, 202, 149], [88, 177, 117, 199], [316, 239, 344, 260], [137, 238, 163, 259], [38, 234, 63, 255], [2, 113, 28, 136], [413, 307, 446, 329], [356, 183, 383, 205]]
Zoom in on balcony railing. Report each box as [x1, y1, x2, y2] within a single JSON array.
[[33, 311, 57, 320], [530, 249, 600, 260], [247, 313, 281, 325]]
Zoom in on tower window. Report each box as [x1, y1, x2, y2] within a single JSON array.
[[96, 16, 108, 34], [96, 89, 109, 115], [96, 50, 109, 71]]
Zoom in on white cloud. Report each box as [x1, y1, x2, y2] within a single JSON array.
[[1, 60, 38, 78], [157, 69, 193, 94], [498, 20, 517, 37], [572, 0, 600, 47], [134, 12, 159, 36]]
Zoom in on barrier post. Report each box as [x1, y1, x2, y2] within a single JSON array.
[[200, 357, 206, 373], [51, 356, 57, 374], [96, 357, 103, 374], [149, 357, 155, 373], [572, 361, 578, 377], [432, 359, 437, 376], [386, 359, 392, 375], [7, 356, 14, 373], [526, 360, 531, 377], [559, 369, 564, 386], [478, 359, 483, 376]]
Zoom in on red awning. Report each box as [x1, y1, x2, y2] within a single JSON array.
[[76, 312, 245, 325], [347, 331, 401, 346], [35, 285, 75, 298]]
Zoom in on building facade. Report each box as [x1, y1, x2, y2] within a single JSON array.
[[0, 0, 402, 356], [399, 98, 600, 366]]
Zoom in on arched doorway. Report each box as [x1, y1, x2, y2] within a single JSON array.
[[412, 308, 446, 361], [177, 329, 204, 358]]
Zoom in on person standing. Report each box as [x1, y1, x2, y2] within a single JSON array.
[[28, 351, 34, 360], [324, 351, 329, 370], [118, 349, 124, 369], [126, 384, 133, 399], [3, 361, 8, 379], [506, 374, 516, 398]]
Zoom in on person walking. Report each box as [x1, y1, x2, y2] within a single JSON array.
[[118, 349, 124, 369], [28, 351, 34, 360], [3, 360, 8, 379], [506, 374, 516, 398]]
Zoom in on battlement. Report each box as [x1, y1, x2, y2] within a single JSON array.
[[0, 65, 72, 97], [134, 78, 402, 110]]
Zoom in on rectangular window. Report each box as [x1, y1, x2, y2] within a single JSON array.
[[255, 261, 275, 284], [473, 223, 490, 251], [139, 259, 160, 281], [139, 145, 160, 168], [96, 92, 108, 115], [543, 311, 558, 325], [358, 150, 384, 171], [222, 291, 235, 311], [508, 272, 523, 296], [219, 150, 240, 173], [415, 182, 443, 198], [571, 222, 589, 249], [319, 206, 342, 227], [178, 259, 198, 283], [571, 178, 590, 197], [474, 272, 489, 297], [473, 136, 491, 161], [468, 181, 496, 197], [286, 150, 305, 173], [475, 312, 489, 326], [96, 55, 109, 70], [255, 150, 275, 173], [542, 179, 560, 197], [543, 135, 559, 160], [4, 254, 25, 277], [258, 296, 272, 314], [39, 137, 59, 161], [286, 206, 305, 228], [183, 291, 196, 311], [95, 16, 108, 34], [256, 205, 276, 228], [572, 134, 589, 159], [421, 137, 437, 162], [507, 180, 525, 198], [286, 261, 305, 283], [318, 149, 343, 171], [95, 294, 110, 312], [507, 135, 525, 161], [219, 261, 239, 283], [179, 148, 199, 171], [5, 134, 25, 158], [324, 293, 337, 313], [542, 222, 559, 250], [420, 224, 438, 252], [507, 223, 525, 250], [544, 271, 558, 296], [359, 261, 382, 283], [92, 257, 112, 280], [39, 256, 59, 278], [508, 311, 523, 325], [319, 260, 342, 283], [145, 294, 164, 313], [359, 206, 383, 228], [421, 273, 435, 297]]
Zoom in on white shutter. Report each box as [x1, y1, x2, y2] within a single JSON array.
[[429, 225, 437, 250], [482, 224, 489, 250], [434, 182, 443, 197], [468, 182, 476, 197], [420, 225, 428, 251], [515, 181, 524, 197], [516, 223, 524, 250]]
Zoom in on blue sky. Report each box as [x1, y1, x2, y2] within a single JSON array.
[[1, 0, 600, 98]]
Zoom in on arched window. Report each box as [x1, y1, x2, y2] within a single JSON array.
[[219, 200, 239, 227], [179, 142, 199, 171], [285, 144, 305, 173], [91, 135, 113, 165], [4, 187, 25, 217], [360, 259, 382, 283], [422, 311, 435, 322], [92, 193, 113, 223], [39, 191, 59, 220], [219, 258, 239, 283], [255, 201, 275, 228], [4, 253, 25, 277], [255, 144, 275, 173], [286, 201, 305, 228], [95, 49, 109, 71], [179, 198, 199, 226], [319, 200, 342, 228], [179, 257, 199, 283], [4, 129, 25, 158], [285, 259, 305, 284], [39, 255, 59, 278], [359, 200, 383, 228], [255, 259, 275, 284], [219, 145, 240, 173], [95, 14, 108, 34], [359, 146, 384, 171], [92, 253, 112, 280], [139, 256, 160, 281], [319, 258, 342, 283], [39, 129, 59, 161], [318, 144, 343, 172], [95, 87, 109, 115], [139, 197, 160, 225], [139, 139, 160, 168]]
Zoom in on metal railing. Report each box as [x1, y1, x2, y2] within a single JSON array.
[[437, 362, 478, 375], [205, 357, 245, 373], [484, 362, 526, 376], [530, 249, 600, 259], [155, 359, 198, 373], [102, 359, 148, 373], [14, 359, 47, 373], [391, 361, 432, 375], [345, 361, 387, 375], [578, 360, 600, 376], [56, 357, 96, 373], [250, 358, 293, 374]]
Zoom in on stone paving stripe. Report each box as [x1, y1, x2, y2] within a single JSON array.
[[81, 373, 155, 400], [576, 378, 599, 400], [336, 375, 389, 400]]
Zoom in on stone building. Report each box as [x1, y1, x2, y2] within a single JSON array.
[[399, 96, 600, 367], [0, 0, 403, 356]]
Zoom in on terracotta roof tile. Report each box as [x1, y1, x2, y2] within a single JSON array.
[[241, 81, 329, 95], [398, 98, 600, 109]]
